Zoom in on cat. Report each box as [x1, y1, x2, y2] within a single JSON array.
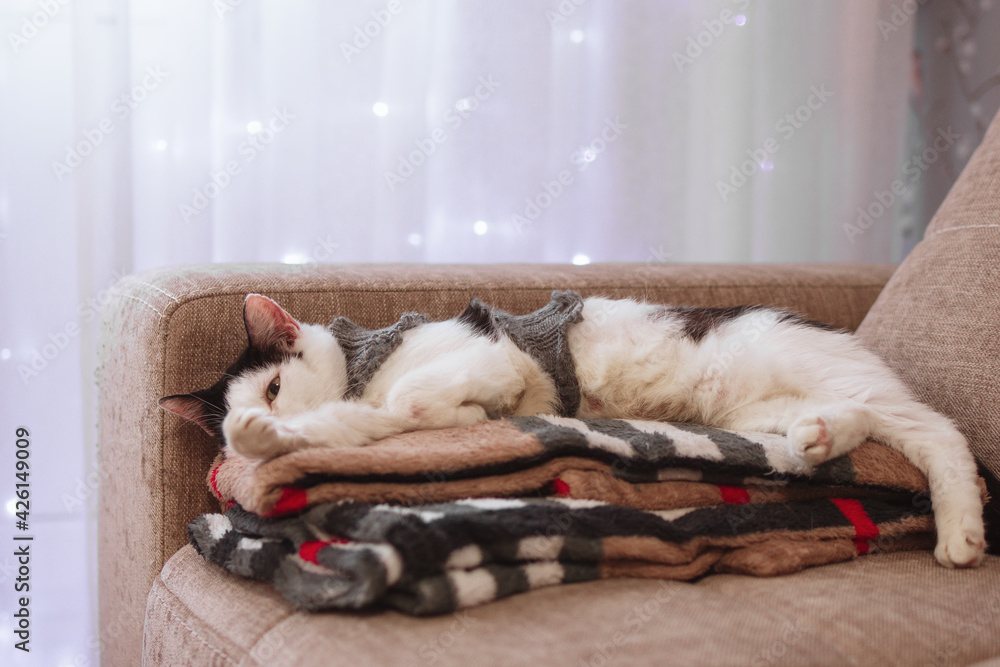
[[160, 291, 986, 569]]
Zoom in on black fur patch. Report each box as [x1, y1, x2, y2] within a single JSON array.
[[456, 299, 500, 340], [775, 311, 839, 332], [669, 305, 764, 342], [180, 343, 290, 443], [668, 305, 837, 342]]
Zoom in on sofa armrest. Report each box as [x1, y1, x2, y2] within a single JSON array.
[[96, 261, 893, 666]]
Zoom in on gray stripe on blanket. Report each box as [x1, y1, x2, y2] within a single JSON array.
[[509, 415, 591, 450], [584, 419, 677, 462], [812, 454, 856, 485], [669, 422, 769, 470]]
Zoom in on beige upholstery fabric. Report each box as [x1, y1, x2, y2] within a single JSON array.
[[146, 545, 1000, 666], [99, 262, 894, 666], [857, 110, 1000, 482]]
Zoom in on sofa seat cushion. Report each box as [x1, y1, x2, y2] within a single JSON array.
[[145, 546, 1000, 666]]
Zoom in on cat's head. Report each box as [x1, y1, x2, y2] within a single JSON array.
[[158, 294, 347, 444]]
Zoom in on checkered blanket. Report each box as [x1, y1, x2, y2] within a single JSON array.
[[189, 417, 938, 614]]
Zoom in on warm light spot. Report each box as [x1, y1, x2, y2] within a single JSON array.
[[372, 102, 389, 117], [246, 121, 263, 134], [154, 140, 168, 151], [569, 30, 585, 43], [734, 14, 747, 26], [572, 254, 591, 265], [281, 252, 310, 264], [5, 498, 15, 516], [0, 348, 10, 361], [408, 233, 423, 246], [473, 220, 488, 235]]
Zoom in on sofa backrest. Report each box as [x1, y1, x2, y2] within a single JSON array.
[[857, 111, 1000, 485]]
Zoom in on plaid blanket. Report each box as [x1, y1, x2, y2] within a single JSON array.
[[189, 416, 939, 614]]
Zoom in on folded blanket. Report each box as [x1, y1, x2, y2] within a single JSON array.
[[189, 496, 934, 615], [208, 416, 930, 516], [189, 416, 942, 614]]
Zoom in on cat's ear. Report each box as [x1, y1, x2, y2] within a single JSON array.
[[158, 393, 216, 435], [243, 294, 300, 350]]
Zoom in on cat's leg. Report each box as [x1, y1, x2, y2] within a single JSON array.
[[726, 394, 986, 567], [865, 399, 985, 568], [224, 401, 407, 459], [384, 345, 525, 430]]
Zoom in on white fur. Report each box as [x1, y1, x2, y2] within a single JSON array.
[[221, 297, 986, 568]]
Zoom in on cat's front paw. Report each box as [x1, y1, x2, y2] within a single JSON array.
[[224, 408, 296, 459], [787, 415, 832, 466], [934, 514, 986, 568]]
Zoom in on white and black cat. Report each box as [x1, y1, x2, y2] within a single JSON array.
[[160, 292, 986, 568]]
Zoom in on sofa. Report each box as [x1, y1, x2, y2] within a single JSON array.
[[98, 113, 1000, 665]]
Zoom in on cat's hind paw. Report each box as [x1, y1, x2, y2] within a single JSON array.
[[934, 515, 986, 568], [787, 415, 832, 466]]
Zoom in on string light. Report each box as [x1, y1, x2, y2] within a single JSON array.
[[408, 233, 423, 246], [154, 140, 168, 151], [734, 14, 747, 26], [372, 102, 389, 117], [570, 30, 585, 43], [572, 254, 591, 265], [246, 121, 263, 134], [473, 220, 488, 235]]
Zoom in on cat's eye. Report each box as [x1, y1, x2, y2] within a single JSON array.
[[265, 377, 280, 402]]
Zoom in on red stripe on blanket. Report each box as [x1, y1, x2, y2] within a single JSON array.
[[298, 538, 351, 564], [552, 478, 571, 497], [830, 497, 879, 554], [209, 464, 224, 500], [718, 485, 750, 504], [269, 487, 308, 516]]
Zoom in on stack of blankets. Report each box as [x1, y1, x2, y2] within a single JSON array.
[[189, 416, 938, 615]]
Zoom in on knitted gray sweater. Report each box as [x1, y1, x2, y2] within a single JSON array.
[[328, 290, 585, 416]]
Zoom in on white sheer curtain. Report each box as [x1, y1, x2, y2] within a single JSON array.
[[0, 1, 912, 663]]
